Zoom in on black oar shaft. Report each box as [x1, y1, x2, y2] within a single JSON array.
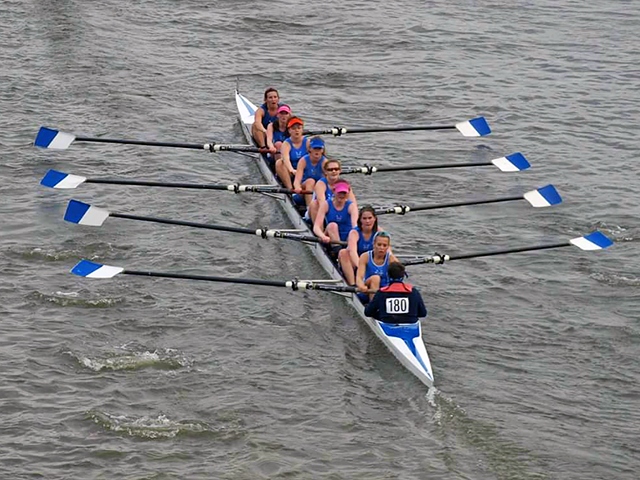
[[376, 161, 492, 172], [448, 242, 571, 261], [342, 161, 493, 175], [108, 212, 345, 245], [120, 270, 357, 292], [123, 270, 289, 287], [86, 179, 229, 190], [75, 136, 206, 150], [306, 125, 456, 135], [110, 213, 254, 235], [376, 194, 523, 215]]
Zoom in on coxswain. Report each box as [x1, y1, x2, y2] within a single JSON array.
[[338, 205, 381, 285], [364, 262, 427, 324], [251, 87, 282, 149], [266, 104, 291, 164], [307, 159, 357, 222], [293, 136, 326, 205], [355, 231, 399, 302], [313, 180, 358, 245], [276, 116, 309, 189]]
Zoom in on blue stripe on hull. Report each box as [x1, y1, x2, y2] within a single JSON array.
[[379, 322, 432, 379]]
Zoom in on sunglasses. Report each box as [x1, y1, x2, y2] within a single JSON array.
[[325, 167, 341, 172]]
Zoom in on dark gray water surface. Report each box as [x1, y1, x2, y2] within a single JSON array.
[[1, 1, 638, 478]]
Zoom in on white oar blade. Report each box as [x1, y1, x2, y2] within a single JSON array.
[[491, 152, 531, 172], [570, 231, 614, 251], [71, 260, 124, 278], [34, 127, 76, 149], [40, 169, 87, 189], [523, 185, 562, 207], [64, 200, 110, 226], [455, 117, 491, 137]]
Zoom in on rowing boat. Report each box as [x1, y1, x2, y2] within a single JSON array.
[[234, 90, 435, 387]]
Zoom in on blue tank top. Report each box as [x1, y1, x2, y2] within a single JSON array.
[[284, 137, 308, 169], [316, 177, 333, 202], [364, 251, 390, 287], [355, 227, 375, 255], [260, 103, 282, 128], [301, 154, 326, 182], [326, 199, 353, 242], [271, 124, 288, 144]]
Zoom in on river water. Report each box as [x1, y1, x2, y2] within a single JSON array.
[[1, 1, 638, 478]]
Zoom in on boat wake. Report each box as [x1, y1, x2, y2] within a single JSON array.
[[27, 290, 126, 308], [67, 347, 194, 372]]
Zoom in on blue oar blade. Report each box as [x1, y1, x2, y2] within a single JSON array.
[[64, 200, 110, 226], [570, 231, 614, 250], [523, 185, 562, 207], [455, 116, 491, 137], [491, 152, 531, 172], [40, 169, 87, 189], [71, 260, 124, 278], [34, 127, 76, 149]]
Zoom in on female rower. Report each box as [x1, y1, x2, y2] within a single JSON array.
[[293, 136, 326, 206], [355, 231, 399, 302], [276, 116, 309, 189], [252, 87, 282, 148], [308, 158, 357, 222], [266, 104, 291, 164], [313, 180, 358, 245], [338, 205, 381, 285]]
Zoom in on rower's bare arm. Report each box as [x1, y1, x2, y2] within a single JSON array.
[[355, 253, 368, 291], [266, 123, 275, 150], [293, 159, 305, 190], [349, 203, 359, 229], [349, 191, 358, 211], [313, 203, 330, 242], [280, 142, 294, 173], [253, 109, 265, 132], [347, 230, 360, 266]]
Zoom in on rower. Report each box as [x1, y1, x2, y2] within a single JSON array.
[[355, 231, 399, 302], [364, 262, 427, 324], [293, 136, 326, 205], [275, 116, 309, 189], [313, 180, 358, 245], [308, 159, 358, 222], [251, 87, 282, 149], [338, 205, 381, 285], [266, 104, 291, 165]]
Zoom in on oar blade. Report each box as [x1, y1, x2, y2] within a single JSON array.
[[570, 231, 614, 250], [64, 200, 110, 226], [34, 127, 76, 149], [40, 169, 87, 189], [71, 260, 124, 278], [491, 152, 531, 172], [455, 117, 491, 137], [524, 185, 562, 207]]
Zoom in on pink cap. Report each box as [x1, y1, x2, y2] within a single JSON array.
[[333, 181, 350, 194], [277, 104, 291, 114]]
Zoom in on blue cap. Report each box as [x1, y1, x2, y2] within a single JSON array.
[[309, 137, 325, 149]]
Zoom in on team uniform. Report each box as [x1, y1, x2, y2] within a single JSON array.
[[364, 281, 427, 324], [364, 250, 391, 287], [325, 199, 354, 242], [300, 154, 326, 183], [283, 137, 309, 170], [354, 226, 375, 256], [259, 102, 282, 129]]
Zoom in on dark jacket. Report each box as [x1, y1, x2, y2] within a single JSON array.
[[364, 281, 427, 324]]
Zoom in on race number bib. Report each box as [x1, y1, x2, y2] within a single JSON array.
[[385, 297, 409, 314]]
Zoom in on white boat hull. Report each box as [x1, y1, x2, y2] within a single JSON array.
[[235, 91, 434, 388]]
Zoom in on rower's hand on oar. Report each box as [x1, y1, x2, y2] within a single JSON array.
[[320, 234, 331, 244], [289, 168, 297, 176], [357, 284, 369, 293], [268, 145, 277, 155]]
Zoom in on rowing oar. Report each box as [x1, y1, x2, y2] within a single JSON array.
[[34, 126, 263, 153], [305, 116, 491, 137], [342, 152, 530, 175], [63, 199, 346, 246], [40, 169, 309, 195], [69, 259, 358, 293], [401, 232, 613, 266], [376, 185, 562, 216]]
